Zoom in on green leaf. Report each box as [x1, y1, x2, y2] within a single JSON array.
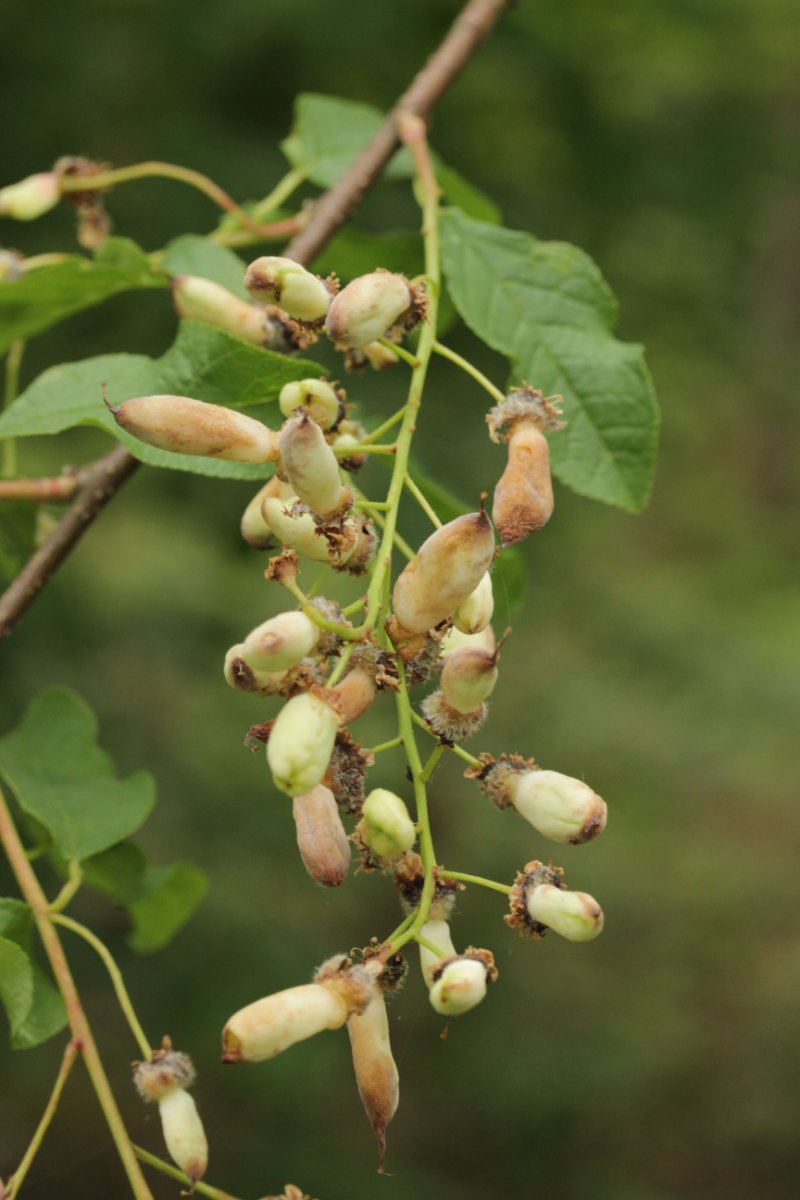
[[439, 210, 659, 512], [0, 689, 156, 861], [0, 238, 167, 354], [437, 166, 501, 225], [0, 503, 36, 587], [282, 94, 414, 188], [161, 235, 249, 298], [81, 843, 208, 954], [0, 321, 326, 480], [0, 898, 68, 1049], [0, 936, 33, 1042]]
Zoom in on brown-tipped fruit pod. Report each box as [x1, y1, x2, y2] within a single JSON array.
[[440, 624, 496, 659], [242, 611, 319, 673], [493, 420, 554, 546], [392, 511, 495, 634], [440, 646, 498, 715], [418, 919, 456, 987], [261, 495, 349, 566], [158, 1088, 208, 1185], [223, 643, 286, 696], [279, 378, 343, 428], [244, 256, 332, 323], [527, 883, 604, 942], [240, 477, 294, 549], [326, 272, 415, 349], [0, 172, 60, 220], [222, 982, 349, 1063], [452, 572, 494, 635], [267, 691, 339, 796], [292, 784, 351, 887], [357, 789, 416, 863], [511, 769, 607, 845], [347, 984, 399, 1167], [429, 957, 488, 1017], [170, 274, 266, 346], [279, 413, 352, 518], [107, 394, 279, 462]]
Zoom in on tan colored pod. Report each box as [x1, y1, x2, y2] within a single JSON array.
[[440, 646, 498, 715], [392, 511, 495, 634], [171, 274, 266, 346], [158, 1088, 208, 1185], [222, 982, 349, 1063], [107, 394, 279, 462], [347, 985, 399, 1168], [493, 422, 554, 546], [329, 665, 376, 724], [279, 412, 351, 518], [292, 785, 351, 888]]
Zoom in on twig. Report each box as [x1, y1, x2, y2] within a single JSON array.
[[0, 475, 82, 502], [5, 1039, 80, 1200], [132, 1145, 243, 1200]]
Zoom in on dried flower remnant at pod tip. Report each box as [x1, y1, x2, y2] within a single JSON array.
[[325, 270, 427, 348], [279, 412, 353, 518], [488, 386, 565, 546], [392, 509, 496, 635], [244, 255, 336, 325], [170, 274, 268, 347], [469, 753, 607, 845], [133, 1040, 208, 1184], [105, 392, 279, 462]]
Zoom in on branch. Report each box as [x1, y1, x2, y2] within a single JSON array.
[[285, 0, 511, 264]]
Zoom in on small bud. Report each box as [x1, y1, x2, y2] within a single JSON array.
[[392, 511, 496, 634], [171, 274, 266, 346], [107, 394, 279, 462], [222, 982, 349, 1063], [279, 378, 343, 428], [242, 611, 320, 673], [526, 883, 604, 942], [429, 957, 488, 1017], [452, 572, 494, 635], [418, 919, 456, 987], [0, 172, 60, 221], [267, 691, 340, 796], [241, 477, 294, 549], [326, 272, 418, 349], [357, 789, 416, 863], [347, 983, 399, 1169], [330, 420, 367, 471], [292, 785, 351, 887], [279, 413, 352, 518], [244, 256, 333, 324], [158, 1088, 208, 1185], [440, 646, 498, 715], [223, 643, 286, 695], [511, 769, 607, 844], [440, 624, 496, 658]]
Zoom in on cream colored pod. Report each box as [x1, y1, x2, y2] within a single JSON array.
[[158, 1088, 208, 1185], [357, 789, 416, 863], [170, 274, 266, 346], [267, 691, 339, 796], [240, 476, 295, 549], [440, 624, 496, 658], [511, 769, 607, 845], [347, 983, 399, 1167], [107, 394, 279, 462], [241, 611, 319, 672], [440, 646, 498, 715], [223, 642, 286, 696], [527, 883, 604, 942], [325, 271, 415, 348], [279, 412, 352, 518], [279, 378, 343, 428], [244, 256, 333, 323], [292, 785, 351, 888], [0, 172, 60, 220], [429, 958, 488, 1017], [263, 494, 372, 571], [418, 919, 456, 987], [452, 572, 494, 635], [392, 511, 495, 634]]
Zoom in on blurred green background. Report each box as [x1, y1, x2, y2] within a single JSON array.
[[1, 1, 799, 1197]]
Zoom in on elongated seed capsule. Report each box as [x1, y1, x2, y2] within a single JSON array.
[[392, 511, 495, 634], [326, 272, 415, 349], [440, 624, 496, 658], [452, 572, 494, 635], [223, 642, 287, 695], [440, 646, 498, 715], [418, 919, 457, 987], [347, 985, 399, 1167], [429, 958, 488, 1017], [241, 477, 294, 549], [527, 884, 604, 942], [158, 1088, 208, 1185], [0, 172, 60, 220], [222, 983, 348, 1063], [279, 413, 352, 518], [279, 379, 343, 428], [511, 770, 607, 844], [292, 785, 351, 887], [244, 256, 333, 323], [267, 691, 340, 796], [493, 421, 554, 545], [357, 789, 416, 863], [242, 611, 319, 673], [263, 495, 365, 568], [170, 275, 266, 346], [107, 395, 279, 462]]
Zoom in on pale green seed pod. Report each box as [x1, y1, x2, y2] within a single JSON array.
[[240, 477, 295, 549], [279, 413, 351, 518], [326, 272, 414, 349], [510, 770, 607, 845], [392, 511, 495, 634], [241, 611, 319, 673], [440, 646, 498, 715], [158, 1088, 208, 1185], [526, 883, 604, 942], [0, 172, 60, 220], [429, 958, 488, 1017], [439, 624, 496, 659], [358, 789, 416, 863], [418, 919, 456, 987], [263, 495, 359, 567], [452, 572, 494, 635], [222, 983, 349, 1063], [244, 256, 332, 323], [223, 643, 286, 695], [170, 275, 266, 346], [347, 984, 399, 1167], [267, 691, 339, 796], [292, 784, 351, 888], [279, 378, 343, 428], [107, 395, 279, 462]]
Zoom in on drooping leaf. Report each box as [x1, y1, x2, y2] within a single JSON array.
[[0, 237, 167, 354], [0, 936, 33, 1043], [0, 689, 156, 861], [282, 94, 414, 187], [161, 235, 249, 298], [0, 898, 68, 1049], [440, 209, 659, 512], [0, 321, 326, 480]]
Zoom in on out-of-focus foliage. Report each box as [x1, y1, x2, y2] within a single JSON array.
[[1, 2, 798, 1199]]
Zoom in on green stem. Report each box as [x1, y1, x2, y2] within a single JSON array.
[[362, 406, 408, 445], [51, 914, 152, 1059], [3, 340, 24, 479], [414, 932, 447, 957], [438, 870, 510, 896], [356, 499, 391, 512], [326, 640, 356, 689], [132, 1145, 243, 1200], [404, 472, 442, 528], [420, 744, 445, 784], [341, 596, 366, 618], [377, 338, 420, 368], [431, 339, 506, 405], [368, 735, 404, 756], [6, 1038, 80, 1200], [391, 665, 437, 953], [250, 167, 307, 222], [332, 442, 397, 458], [283, 579, 366, 642], [410, 710, 482, 768], [382, 908, 418, 949], [48, 859, 82, 914]]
